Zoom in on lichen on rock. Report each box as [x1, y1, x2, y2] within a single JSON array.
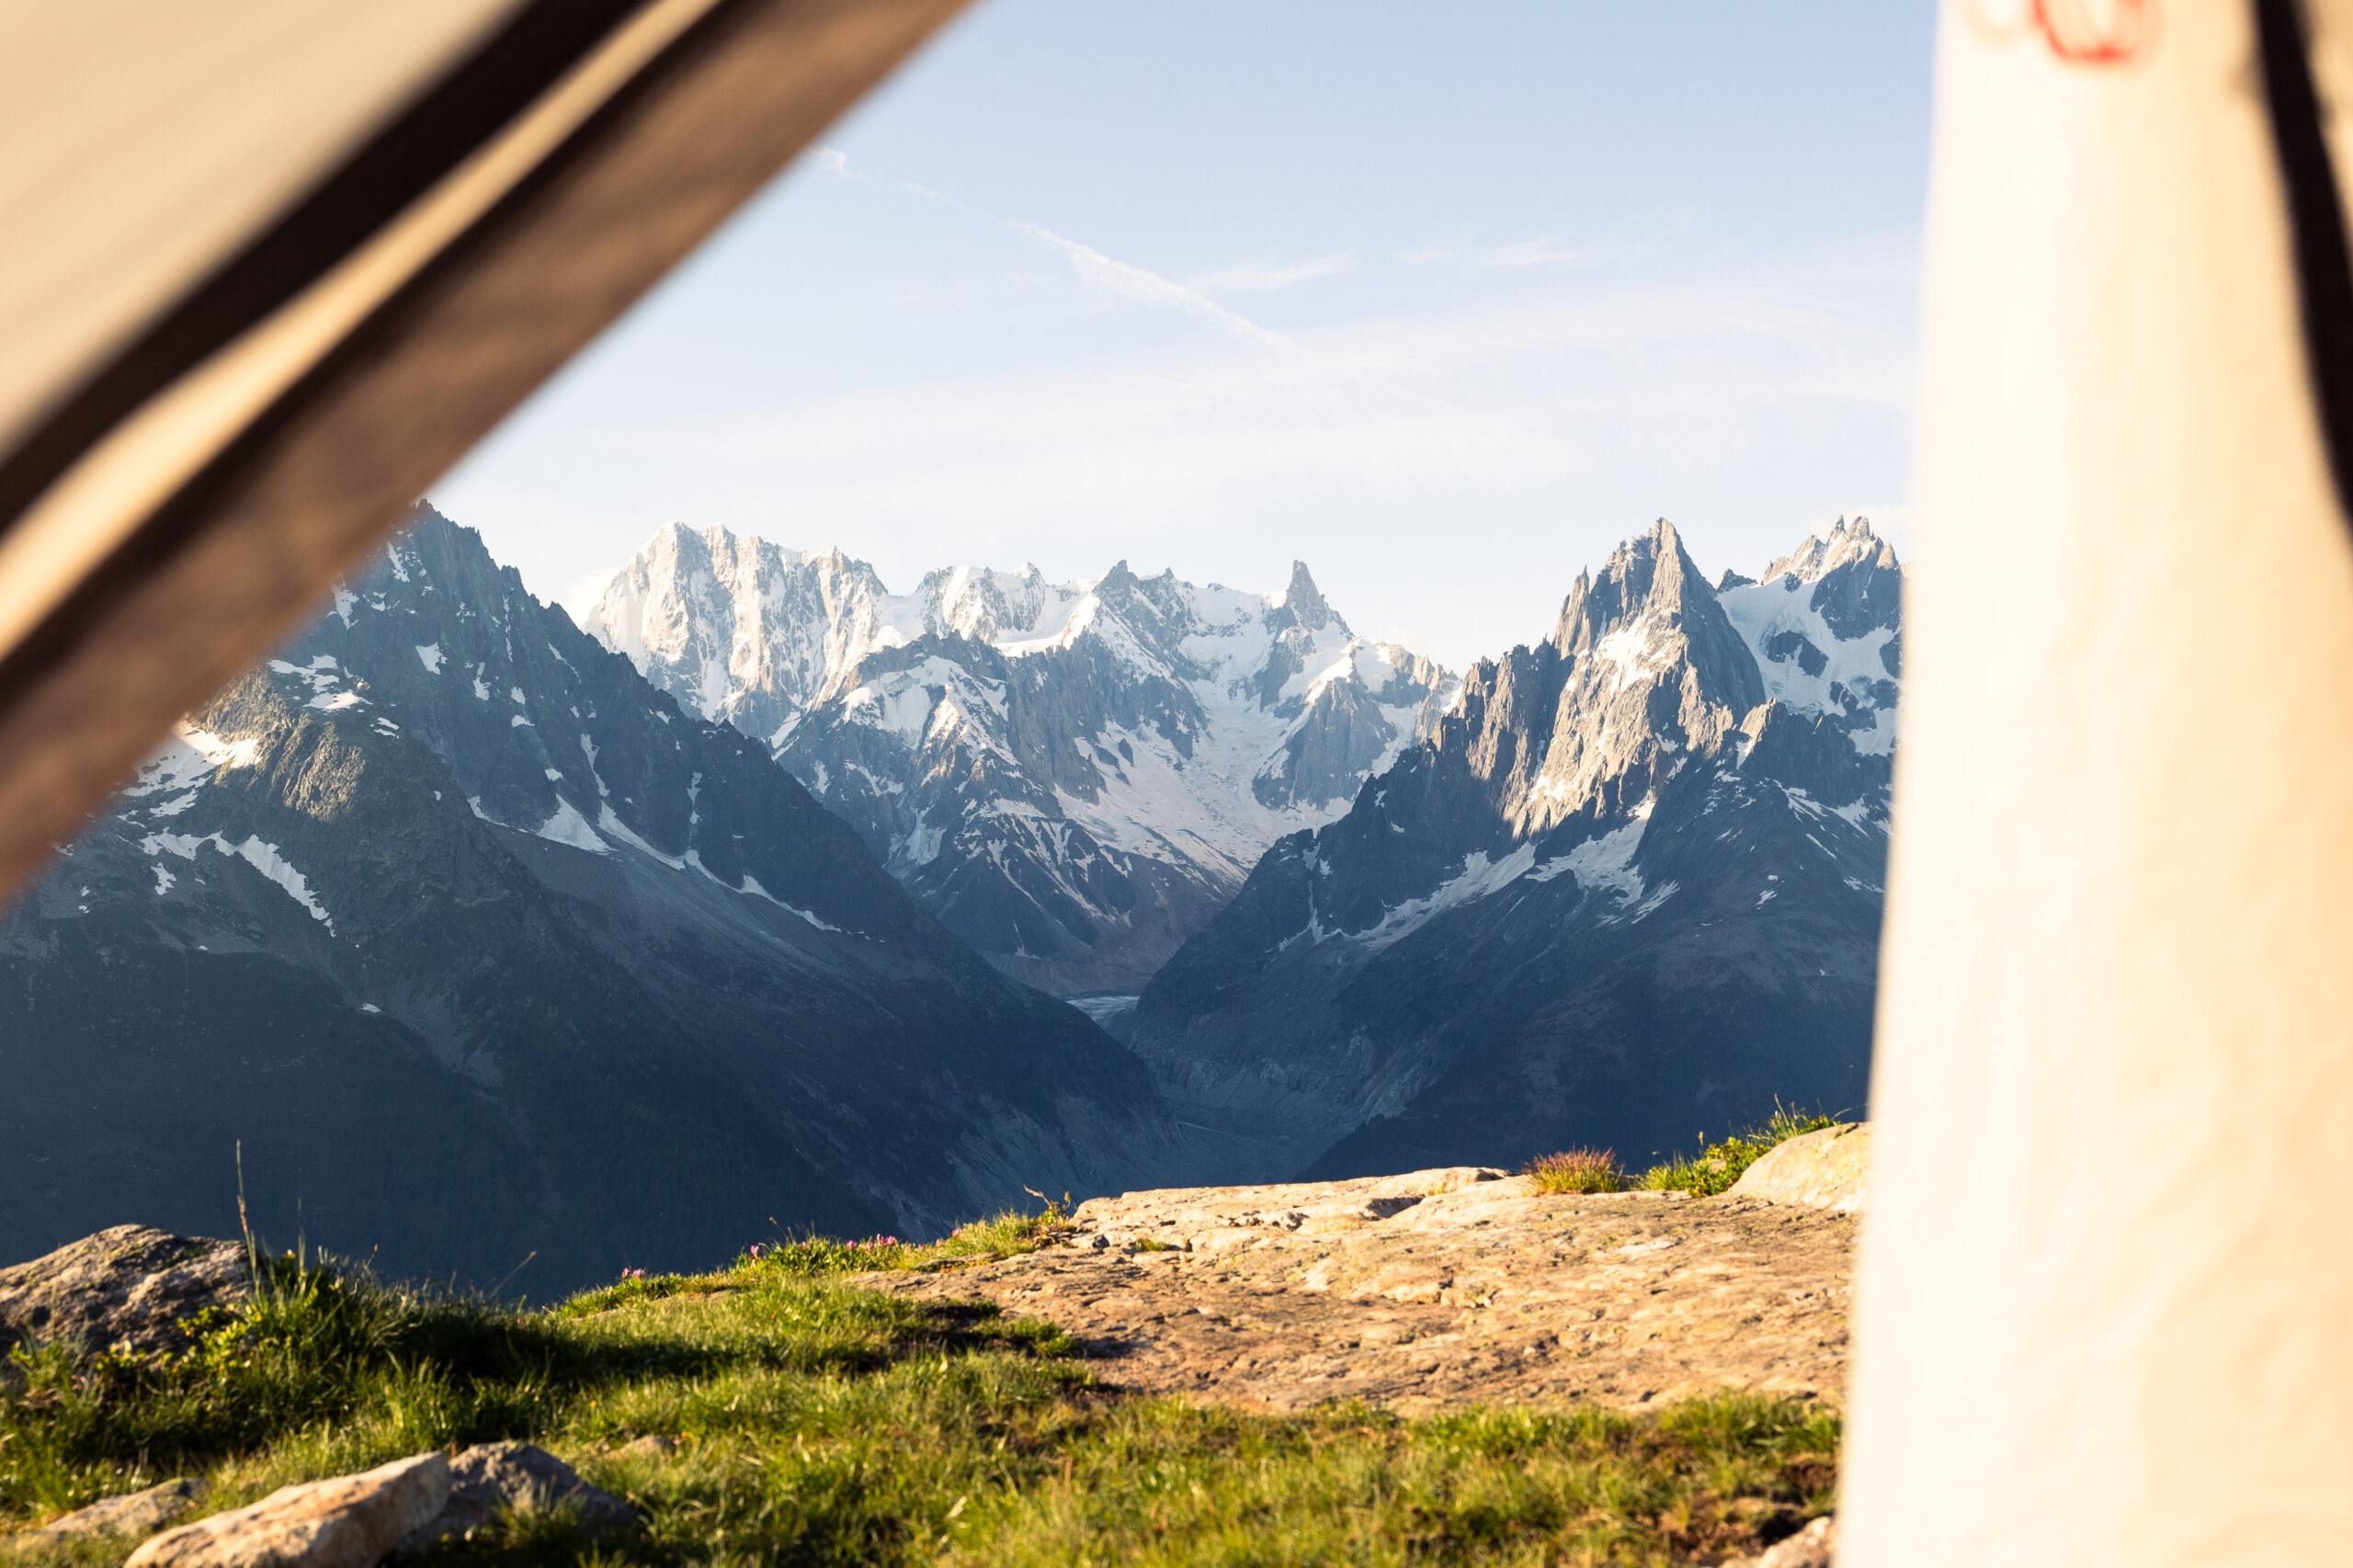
[[0, 1226, 245, 1357]]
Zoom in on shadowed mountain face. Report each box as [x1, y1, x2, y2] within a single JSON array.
[[0, 509, 1181, 1294], [585, 528, 1457, 996], [1128, 518, 1901, 1180]]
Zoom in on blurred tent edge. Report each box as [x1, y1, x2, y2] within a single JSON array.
[[1846, 1, 2353, 1564], [0, 0, 969, 898]]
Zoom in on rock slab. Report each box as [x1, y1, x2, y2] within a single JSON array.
[[868, 1166, 1857, 1415], [1728, 1125, 1870, 1214], [123, 1454, 449, 1568], [0, 1227, 246, 1357], [8, 1480, 207, 1546], [112, 1447, 631, 1568]]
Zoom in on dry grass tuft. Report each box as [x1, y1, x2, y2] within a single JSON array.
[[1521, 1148, 1626, 1194]]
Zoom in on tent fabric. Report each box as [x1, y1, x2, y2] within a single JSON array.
[[1843, 1, 2353, 1561], [0, 0, 968, 897], [0, 0, 659, 533], [0, 0, 528, 470]]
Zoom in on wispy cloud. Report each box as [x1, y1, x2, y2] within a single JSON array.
[[1478, 236, 1597, 270], [1187, 254, 1355, 294], [813, 146, 1290, 350], [1008, 222, 1291, 349], [482, 244, 1915, 664], [451, 155, 1918, 667]]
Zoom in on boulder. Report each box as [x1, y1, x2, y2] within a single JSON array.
[[8, 1480, 207, 1545], [123, 1453, 449, 1568], [1724, 1515, 1836, 1567], [396, 1443, 631, 1551], [0, 1226, 246, 1356], [1728, 1125, 1870, 1214]]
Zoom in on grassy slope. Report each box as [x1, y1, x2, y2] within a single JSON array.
[[2, 1217, 1837, 1566]]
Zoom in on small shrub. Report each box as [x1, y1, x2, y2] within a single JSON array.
[[1638, 1103, 1845, 1197], [735, 1235, 916, 1277], [1521, 1149, 1625, 1194]]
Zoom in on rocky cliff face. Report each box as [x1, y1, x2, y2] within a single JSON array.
[[585, 527, 1455, 994], [1128, 517, 1900, 1179], [0, 508, 1181, 1293]]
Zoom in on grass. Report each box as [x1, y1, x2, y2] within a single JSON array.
[[1519, 1149, 1625, 1195], [0, 1223, 1840, 1566], [1635, 1105, 1847, 1199], [1518, 1108, 1849, 1202], [564, 1206, 1073, 1313]]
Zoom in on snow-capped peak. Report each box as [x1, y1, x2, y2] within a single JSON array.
[[581, 522, 1456, 994], [1716, 516, 1903, 755], [924, 562, 1081, 647], [1273, 560, 1337, 633], [1756, 515, 1893, 587]]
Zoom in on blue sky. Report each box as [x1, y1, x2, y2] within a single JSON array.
[[435, 1, 1936, 670]]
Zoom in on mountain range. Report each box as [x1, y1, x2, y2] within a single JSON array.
[[0, 509, 1178, 1293], [585, 526, 1456, 994], [1127, 517, 1900, 1178], [1, 506, 1898, 1290]]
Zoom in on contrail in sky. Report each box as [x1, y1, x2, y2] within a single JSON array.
[[813, 147, 1290, 351]]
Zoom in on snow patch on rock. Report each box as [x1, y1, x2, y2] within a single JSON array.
[[536, 799, 609, 854]]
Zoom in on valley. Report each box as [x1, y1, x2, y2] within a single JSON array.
[[590, 512, 1901, 1183]]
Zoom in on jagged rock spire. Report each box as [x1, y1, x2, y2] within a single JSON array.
[[1281, 561, 1333, 631]]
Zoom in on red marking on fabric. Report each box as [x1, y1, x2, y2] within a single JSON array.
[[2032, 0, 2154, 63]]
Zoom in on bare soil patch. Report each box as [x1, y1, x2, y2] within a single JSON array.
[[862, 1167, 1855, 1415]]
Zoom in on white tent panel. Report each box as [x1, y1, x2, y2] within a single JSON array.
[[1844, 1, 2353, 1561]]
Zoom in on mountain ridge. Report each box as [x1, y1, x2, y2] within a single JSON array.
[[1127, 516, 1899, 1180], [585, 524, 1457, 993], [0, 508, 1183, 1292]]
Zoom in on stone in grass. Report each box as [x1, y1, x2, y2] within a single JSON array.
[[1723, 1515, 1836, 1568], [1726, 1124, 1870, 1214], [610, 1435, 677, 1460], [124, 1453, 449, 1568], [7, 1480, 208, 1547], [0, 1227, 246, 1357], [114, 1446, 630, 1568], [395, 1443, 633, 1552]]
